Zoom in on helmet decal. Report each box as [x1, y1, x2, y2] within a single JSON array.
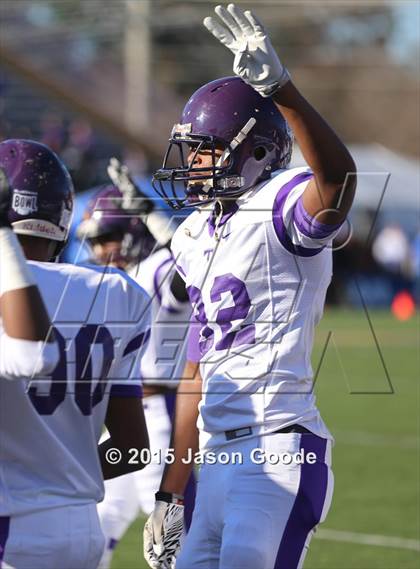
[[11, 189, 38, 216], [0, 139, 74, 251]]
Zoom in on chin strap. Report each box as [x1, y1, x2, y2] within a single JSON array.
[[201, 118, 257, 196]]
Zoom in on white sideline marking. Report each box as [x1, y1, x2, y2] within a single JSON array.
[[316, 528, 420, 552], [333, 429, 419, 450]]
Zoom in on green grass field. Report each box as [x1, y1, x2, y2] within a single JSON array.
[[111, 309, 419, 569]]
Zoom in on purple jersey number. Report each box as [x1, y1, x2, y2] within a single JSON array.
[[188, 273, 255, 356], [28, 325, 114, 416], [211, 274, 255, 350], [187, 285, 215, 354]]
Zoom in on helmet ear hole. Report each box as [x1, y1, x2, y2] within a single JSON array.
[[254, 146, 267, 161]]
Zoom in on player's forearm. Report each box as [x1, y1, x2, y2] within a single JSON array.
[[1, 287, 55, 342], [160, 365, 201, 495], [159, 415, 199, 495], [101, 396, 150, 480], [272, 81, 356, 218]]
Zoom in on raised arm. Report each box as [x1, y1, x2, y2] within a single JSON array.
[[0, 168, 58, 379], [204, 3, 356, 224], [272, 83, 355, 224]]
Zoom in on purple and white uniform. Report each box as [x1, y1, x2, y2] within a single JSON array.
[[171, 167, 339, 569], [129, 247, 191, 386], [97, 248, 194, 569], [0, 262, 150, 569]]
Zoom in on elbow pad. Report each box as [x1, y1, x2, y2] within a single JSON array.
[[0, 335, 59, 380]]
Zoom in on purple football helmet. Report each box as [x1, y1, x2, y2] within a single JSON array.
[[153, 76, 292, 209], [0, 139, 74, 254], [77, 185, 155, 268]]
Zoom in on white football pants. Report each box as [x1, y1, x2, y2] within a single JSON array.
[[0, 503, 104, 569], [176, 431, 333, 569]]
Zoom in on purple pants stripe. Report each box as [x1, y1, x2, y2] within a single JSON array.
[[274, 435, 329, 569], [0, 516, 10, 566]]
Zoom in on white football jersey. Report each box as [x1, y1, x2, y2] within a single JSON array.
[[129, 247, 191, 386], [0, 261, 150, 516], [171, 167, 341, 449]]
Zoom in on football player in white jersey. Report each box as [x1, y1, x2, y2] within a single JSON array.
[[0, 139, 151, 569], [77, 177, 196, 569], [0, 164, 59, 383], [144, 4, 357, 569]]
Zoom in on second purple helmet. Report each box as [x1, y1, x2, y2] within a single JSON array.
[[0, 139, 74, 250], [153, 76, 292, 208], [77, 185, 155, 267]]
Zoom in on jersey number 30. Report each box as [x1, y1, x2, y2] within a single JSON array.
[[28, 324, 114, 416]]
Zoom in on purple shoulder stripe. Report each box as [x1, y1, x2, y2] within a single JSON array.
[[294, 197, 343, 239], [110, 384, 143, 398], [272, 172, 324, 257], [187, 316, 202, 363]]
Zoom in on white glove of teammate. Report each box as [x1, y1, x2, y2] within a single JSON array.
[[204, 3, 290, 97], [143, 494, 185, 569], [107, 157, 153, 214], [108, 157, 175, 246]]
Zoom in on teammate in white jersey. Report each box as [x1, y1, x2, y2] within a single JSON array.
[[77, 180, 196, 569], [0, 139, 151, 569], [144, 5, 357, 569], [0, 157, 59, 382]]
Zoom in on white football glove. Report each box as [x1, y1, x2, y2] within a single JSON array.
[[143, 497, 185, 569], [204, 3, 290, 97], [107, 157, 152, 214], [108, 157, 175, 246]]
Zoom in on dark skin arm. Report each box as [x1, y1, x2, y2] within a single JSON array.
[[0, 287, 55, 342], [272, 81, 356, 224], [99, 396, 150, 480], [170, 270, 189, 303], [160, 360, 201, 494]]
